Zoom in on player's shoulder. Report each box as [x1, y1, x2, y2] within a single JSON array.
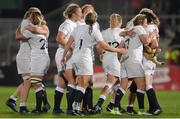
[[101, 28, 110, 34], [59, 19, 76, 29], [20, 19, 31, 31], [133, 25, 144, 29], [147, 24, 158, 31]]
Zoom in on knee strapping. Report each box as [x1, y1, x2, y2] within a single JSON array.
[[112, 84, 120, 92], [104, 83, 113, 89], [22, 75, 31, 81], [30, 77, 42, 86]]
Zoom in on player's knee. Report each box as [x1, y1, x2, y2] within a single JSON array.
[[104, 83, 113, 90], [30, 77, 43, 88], [88, 80, 93, 87], [22, 75, 31, 81], [113, 84, 120, 92], [129, 83, 137, 94]]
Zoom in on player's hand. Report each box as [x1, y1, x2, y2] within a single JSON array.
[[126, 30, 135, 37], [99, 54, 103, 62], [26, 23, 35, 30], [61, 57, 66, 65], [119, 48, 128, 55]]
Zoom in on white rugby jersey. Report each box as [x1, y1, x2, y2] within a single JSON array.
[[18, 19, 31, 53], [124, 25, 147, 61], [58, 19, 77, 48], [102, 28, 124, 59], [23, 30, 48, 54], [77, 19, 100, 29], [77, 19, 100, 61], [145, 24, 159, 38], [71, 24, 103, 60]]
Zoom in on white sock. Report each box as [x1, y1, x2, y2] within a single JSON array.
[[10, 95, 17, 101]]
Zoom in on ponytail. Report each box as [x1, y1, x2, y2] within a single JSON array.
[[85, 12, 97, 34]]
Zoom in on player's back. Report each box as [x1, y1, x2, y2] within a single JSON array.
[[18, 19, 31, 53], [102, 28, 123, 59], [23, 30, 48, 54], [124, 25, 146, 62], [72, 24, 102, 61]]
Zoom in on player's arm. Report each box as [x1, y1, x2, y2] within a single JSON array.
[[120, 30, 135, 37], [138, 26, 151, 45], [139, 34, 150, 45], [96, 43, 105, 54], [26, 23, 49, 37], [95, 29, 127, 54], [15, 26, 28, 41], [61, 36, 74, 64], [97, 40, 127, 54], [149, 31, 159, 49], [118, 40, 125, 48], [96, 43, 105, 62], [56, 31, 66, 47]]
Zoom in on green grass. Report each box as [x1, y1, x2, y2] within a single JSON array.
[[0, 87, 180, 118]]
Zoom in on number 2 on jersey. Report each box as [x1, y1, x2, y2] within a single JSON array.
[[108, 41, 119, 48], [40, 39, 47, 50]]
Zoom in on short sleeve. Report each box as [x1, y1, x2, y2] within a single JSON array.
[[95, 22, 100, 30], [146, 25, 159, 33], [20, 19, 30, 33], [70, 28, 76, 38], [58, 24, 70, 35], [135, 26, 147, 36], [22, 30, 34, 38], [93, 29, 103, 42]]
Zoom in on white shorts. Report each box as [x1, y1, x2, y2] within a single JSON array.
[[72, 58, 93, 76], [55, 48, 73, 72], [143, 57, 156, 75], [123, 59, 144, 78], [16, 51, 31, 74], [30, 53, 50, 76], [103, 58, 121, 77], [66, 57, 73, 70], [55, 48, 64, 72]]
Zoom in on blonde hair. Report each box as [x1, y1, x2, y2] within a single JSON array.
[[110, 13, 122, 28], [81, 4, 94, 14], [85, 12, 97, 34], [23, 7, 41, 19], [63, 3, 80, 18], [133, 14, 147, 26], [139, 8, 160, 26], [31, 12, 46, 26]]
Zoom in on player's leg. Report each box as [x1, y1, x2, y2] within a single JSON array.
[[126, 81, 137, 114], [112, 77, 128, 115], [41, 84, 51, 113], [53, 73, 66, 114], [145, 74, 162, 115], [82, 77, 93, 114], [94, 74, 118, 113], [134, 77, 146, 115], [6, 84, 23, 112], [19, 74, 31, 114], [31, 76, 44, 113], [64, 69, 76, 114], [106, 79, 126, 113], [73, 75, 91, 115]]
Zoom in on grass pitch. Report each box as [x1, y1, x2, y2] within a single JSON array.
[[0, 87, 180, 118]]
